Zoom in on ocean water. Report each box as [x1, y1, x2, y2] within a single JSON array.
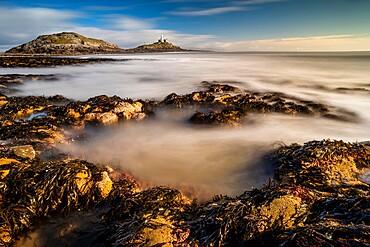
[[2, 52, 370, 199]]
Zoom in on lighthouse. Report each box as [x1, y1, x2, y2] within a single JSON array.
[[158, 35, 167, 43]]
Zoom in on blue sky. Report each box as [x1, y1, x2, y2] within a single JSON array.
[[0, 0, 370, 51]]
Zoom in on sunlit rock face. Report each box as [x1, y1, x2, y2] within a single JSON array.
[[5, 32, 123, 55]]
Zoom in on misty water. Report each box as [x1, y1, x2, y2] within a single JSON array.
[[3, 52, 370, 199]]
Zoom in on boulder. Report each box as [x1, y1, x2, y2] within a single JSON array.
[[11, 145, 36, 159]]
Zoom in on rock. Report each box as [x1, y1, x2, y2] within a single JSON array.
[[75, 167, 113, 198], [66, 108, 82, 119], [207, 83, 242, 94], [135, 217, 176, 247], [96, 112, 118, 125], [0, 96, 7, 107], [11, 145, 36, 159], [0, 225, 12, 245], [75, 168, 92, 195], [273, 140, 370, 187], [0, 157, 20, 179], [257, 195, 303, 231], [96, 171, 113, 198], [162, 93, 189, 108], [84, 112, 118, 125], [113, 101, 143, 120], [132, 112, 146, 121], [189, 109, 246, 126]]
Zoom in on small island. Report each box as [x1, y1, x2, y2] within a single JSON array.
[[5, 32, 187, 55]]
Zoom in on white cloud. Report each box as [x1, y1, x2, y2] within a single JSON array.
[[203, 34, 370, 51], [82, 6, 129, 11], [0, 7, 78, 46], [169, 6, 249, 16], [110, 15, 155, 30]]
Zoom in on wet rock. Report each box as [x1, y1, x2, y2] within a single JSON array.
[[0, 96, 7, 108], [113, 101, 144, 120], [132, 112, 146, 121], [189, 108, 246, 126], [0, 158, 124, 245], [273, 140, 370, 188], [0, 225, 11, 245], [11, 145, 36, 159], [75, 167, 92, 195], [95, 112, 119, 125], [207, 83, 242, 94], [84, 112, 118, 125], [159, 83, 359, 125], [0, 157, 21, 179], [96, 171, 113, 199], [103, 187, 191, 246], [162, 93, 189, 108]]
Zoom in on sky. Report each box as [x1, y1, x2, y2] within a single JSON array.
[[0, 0, 370, 51]]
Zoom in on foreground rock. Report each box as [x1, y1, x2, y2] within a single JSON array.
[[0, 82, 369, 246], [0, 140, 368, 246]]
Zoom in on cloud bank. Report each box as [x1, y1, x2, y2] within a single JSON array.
[[207, 34, 370, 51]]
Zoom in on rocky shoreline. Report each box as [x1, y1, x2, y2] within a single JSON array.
[[0, 55, 125, 68], [0, 59, 369, 246]]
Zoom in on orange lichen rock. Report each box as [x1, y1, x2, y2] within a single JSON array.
[[96, 171, 113, 198], [11, 145, 36, 159], [0, 158, 20, 179], [113, 101, 143, 120]]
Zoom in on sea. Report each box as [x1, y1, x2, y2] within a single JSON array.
[[2, 51, 370, 199]]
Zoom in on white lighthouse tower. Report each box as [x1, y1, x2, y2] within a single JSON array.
[[158, 35, 167, 43]]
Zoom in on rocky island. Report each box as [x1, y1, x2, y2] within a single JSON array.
[[4, 32, 186, 56], [5, 32, 124, 55]]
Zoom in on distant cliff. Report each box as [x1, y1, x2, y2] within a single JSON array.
[[5, 32, 188, 55], [5, 32, 124, 55]]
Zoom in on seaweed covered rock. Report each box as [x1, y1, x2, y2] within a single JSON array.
[[273, 140, 370, 188], [102, 187, 192, 246], [187, 185, 314, 246], [0, 140, 369, 246], [189, 108, 246, 126], [161, 82, 359, 125], [0, 158, 116, 245]]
